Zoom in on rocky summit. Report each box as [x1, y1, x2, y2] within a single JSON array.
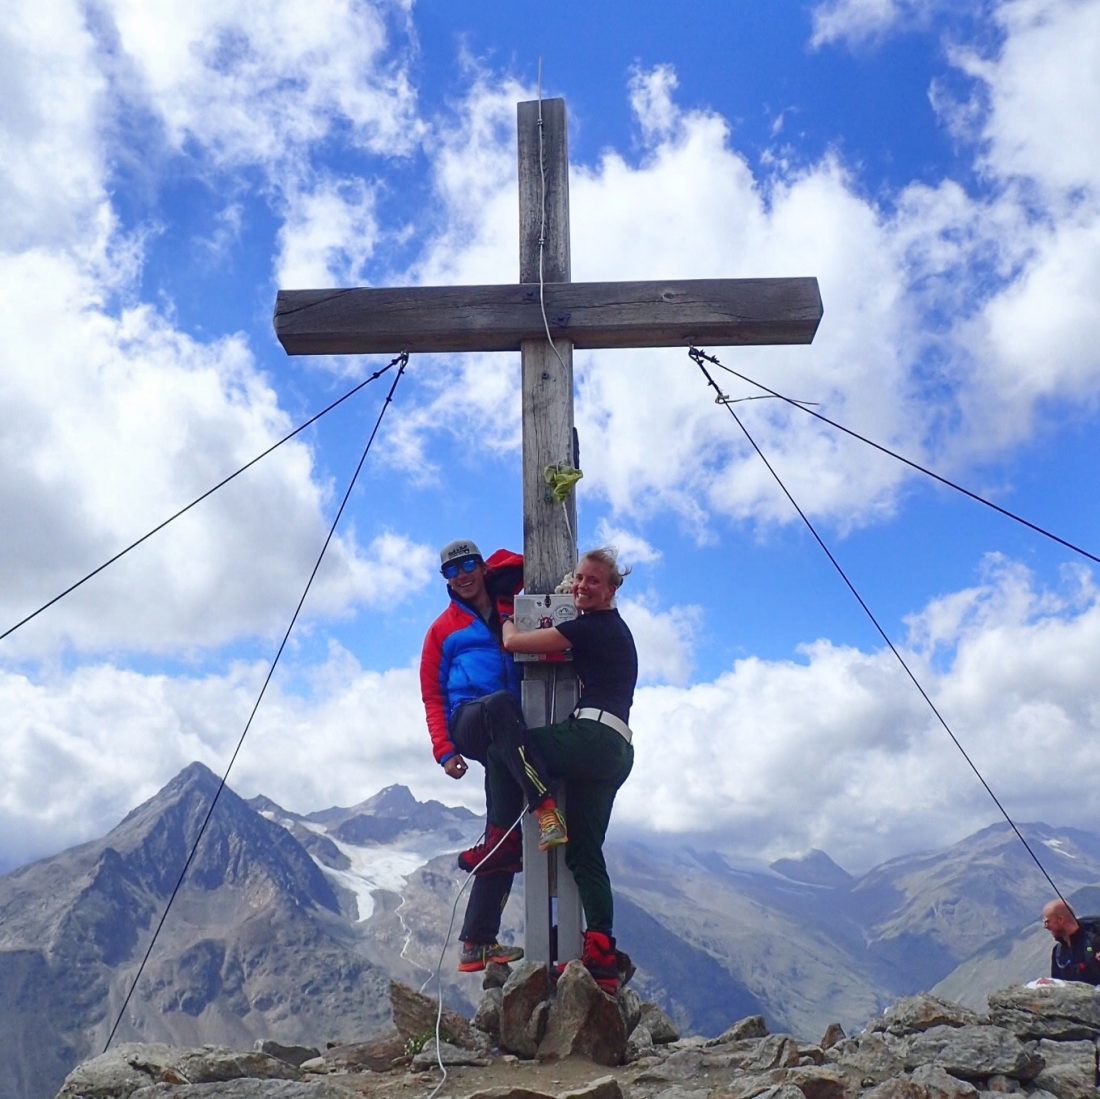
[[13, 764, 1100, 1099], [55, 977, 1100, 1099]]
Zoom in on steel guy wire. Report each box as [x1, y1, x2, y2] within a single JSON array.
[[691, 351, 1070, 907], [688, 346, 1100, 568], [2, 351, 409, 644], [103, 355, 410, 1052]]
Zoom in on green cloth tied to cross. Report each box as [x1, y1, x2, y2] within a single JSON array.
[[544, 462, 583, 503]]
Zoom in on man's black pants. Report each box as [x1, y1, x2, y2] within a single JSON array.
[[449, 691, 527, 944]]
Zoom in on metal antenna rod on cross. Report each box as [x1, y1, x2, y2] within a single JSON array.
[[273, 96, 823, 968]]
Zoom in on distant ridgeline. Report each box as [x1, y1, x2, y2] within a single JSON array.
[[3, 761, 1099, 1099]]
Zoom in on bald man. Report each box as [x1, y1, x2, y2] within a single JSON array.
[[1042, 899, 1100, 985]]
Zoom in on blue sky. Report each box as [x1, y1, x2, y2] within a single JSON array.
[[3, 0, 1100, 879]]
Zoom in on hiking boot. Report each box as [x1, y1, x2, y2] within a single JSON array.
[[457, 824, 521, 875], [458, 940, 524, 973], [582, 929, 620, 996], [535, 802, 568, 851]]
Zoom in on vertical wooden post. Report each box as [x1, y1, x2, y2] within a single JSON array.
[[517, 97, 583, 965]]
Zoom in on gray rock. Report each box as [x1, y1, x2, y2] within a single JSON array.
[[820, 1023, 846, 1050], [483, 961, 512, 990], [474, 986, 505, 1037], [1030, 1039, 1097, 1099], [537, 961, 627, 1066], [254, 1040, 322, 1068], [314, 1031, 408, 1072], [56, 1044, 188, 1097], [877, 995, 986, 1036], [174, 1048, 302, 1081], [561, 1076, 627, 1099], [860, 1078, 929, 1099], [910, 1062, 981, 1098], [1031, 1061, 1097, 1099], [129, 1084, 354, 1098], [626, 1024, 657, 1063], [411, 1039, 491, 1068], [982, 1074, 1023, 1092], [461, 1088, 555, 1099], [1034, 1037, 1096, 1073], [988, 985, 1100, 1041], [666, 1036, 708, 1051], [500, 961, 552, 1058], [777, 1064, 852, 1099], [526, 998, 552, 1052], [830, 1031, 906, 1084], [632, 1046, 705, 1083], [721, 1078, 802, 1099], [708, 1014, 769, 1044], [55, 1043, 301, 1096], [618, 986, 643, 1035], [903, 1025, 1043, 1081], [639, 1003, 680, 1045], [389, 978, 486, 1051], [715, 1035, 802, 1074]]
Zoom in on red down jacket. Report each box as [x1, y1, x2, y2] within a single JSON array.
[[420, 549, 524, 764]]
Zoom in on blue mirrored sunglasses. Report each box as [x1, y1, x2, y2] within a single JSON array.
[[442, 557, 481, 580]]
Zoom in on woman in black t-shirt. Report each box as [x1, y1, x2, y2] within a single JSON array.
[[500, 547, 637, 995]]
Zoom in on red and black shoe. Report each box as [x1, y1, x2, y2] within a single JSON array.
[[457, 824, 522, 875], [458, 940, 523, 972], [582, 929, 621, 997]]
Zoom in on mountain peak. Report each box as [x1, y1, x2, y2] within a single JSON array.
[[167, 760, 221, 793], [770, 848, 852, 887], [364, 785, 418, 815]]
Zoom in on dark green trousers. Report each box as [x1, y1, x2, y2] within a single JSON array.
[[503, 715, 633, 933]]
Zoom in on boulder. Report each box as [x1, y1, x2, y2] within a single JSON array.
[[617, 986, 643, 1034], [130, 1084, 352, 1098], [388, 978, 486, 1051], [910, 1062, 981, 1098], [639, 1002, 680, 1044], [988, 985, 1100, 1041], [56, 1043, 302, 1097], [537, 961, 627, 1066], [474, 985, 505, 1038], [314, 1030, 408, 1072], [708, 1014, 769, 1045], [874, 995, 985, 1036], [254, 1040, 322, 1068], [902, 1025, 1043, 1082], [411, 1039, 491, 1068], [499, 960, 552, 1058]]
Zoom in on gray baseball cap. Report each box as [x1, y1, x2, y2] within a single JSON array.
[[439, 539, 483, 566]]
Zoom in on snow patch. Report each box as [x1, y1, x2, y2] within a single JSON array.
[[1042, 838, 1077, 860], [301, 819, 481, 922]]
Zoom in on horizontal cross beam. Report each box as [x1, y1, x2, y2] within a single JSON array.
[[274, 278, 823, 356]]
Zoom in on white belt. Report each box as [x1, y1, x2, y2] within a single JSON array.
[[573, 707, 632, 744]]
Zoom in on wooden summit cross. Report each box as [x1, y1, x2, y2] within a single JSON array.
[[273, 97, 822, 967]]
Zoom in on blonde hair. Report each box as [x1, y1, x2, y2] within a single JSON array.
[[579, 546, 631, 590]]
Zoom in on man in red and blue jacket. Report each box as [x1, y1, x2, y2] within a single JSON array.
[[420, 538, 527, 972]]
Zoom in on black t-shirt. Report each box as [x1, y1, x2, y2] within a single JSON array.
[[556, 609, 637, 723]]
